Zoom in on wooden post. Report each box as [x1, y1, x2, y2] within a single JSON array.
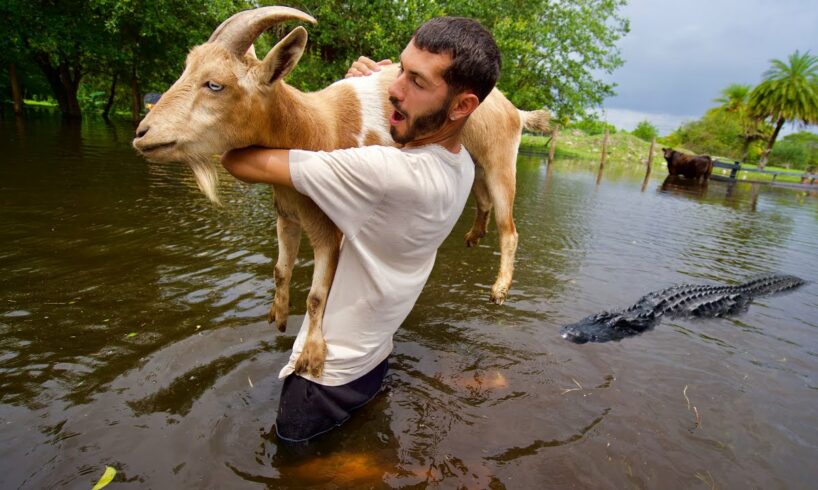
[[599, 128, 609, 170], [596, 128, 609, 185], [641, 137, 655, 192], [9, 63, 23, 115], [547, 127, 558, 166], [729, 161, 740, 180]]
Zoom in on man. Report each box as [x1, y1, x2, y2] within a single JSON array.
[[221, 17, 501, 443]]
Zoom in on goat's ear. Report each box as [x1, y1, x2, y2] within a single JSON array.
[[258, 27, 308, 84]]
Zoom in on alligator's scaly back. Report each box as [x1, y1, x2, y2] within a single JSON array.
[[561, 274, 805, 344]]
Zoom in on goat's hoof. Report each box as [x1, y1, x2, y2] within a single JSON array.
[[294, 339, 327, 377], [465, 230, 485, 247], [490, 287, 508, 305], [268, 306, 288, 332], [294, 354, 325, 378]]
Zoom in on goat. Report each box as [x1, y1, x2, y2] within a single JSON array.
[[132, 6, 550, 376]]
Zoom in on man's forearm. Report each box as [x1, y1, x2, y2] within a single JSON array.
[[221, 147, 294, 187]]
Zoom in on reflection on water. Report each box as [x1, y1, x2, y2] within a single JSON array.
[[1, 114, 817, 488]]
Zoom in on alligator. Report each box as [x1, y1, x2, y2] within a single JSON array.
[[561, 274, 805, 344]]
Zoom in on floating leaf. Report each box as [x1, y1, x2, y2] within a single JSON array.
[[126, 332, 138, 338], [91, 466, 116, 490]]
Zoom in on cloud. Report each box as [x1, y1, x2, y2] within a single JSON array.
[[604, 0, 818, 129]]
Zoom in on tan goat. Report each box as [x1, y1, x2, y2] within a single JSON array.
[[132, 6, 550, 376]]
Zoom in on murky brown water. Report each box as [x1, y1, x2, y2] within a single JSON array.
[[2, 112, 817, 489]]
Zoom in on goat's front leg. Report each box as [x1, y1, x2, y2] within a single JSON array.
[[294, 230, 341, 378], [465, 165, 492, 247], [269, 216, 301, 331]]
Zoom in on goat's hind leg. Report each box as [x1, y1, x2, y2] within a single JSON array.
[[269, 216, 301, 331], [465, 165, 492, 247], [485, 149, 519, 305]]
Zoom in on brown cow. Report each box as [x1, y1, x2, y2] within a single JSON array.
[[662, 148, 714, 182]]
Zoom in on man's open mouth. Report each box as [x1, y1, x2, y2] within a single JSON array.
[[390, 110, 406, 125]]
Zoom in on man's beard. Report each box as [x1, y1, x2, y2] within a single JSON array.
[[389, 94, 452, 145]]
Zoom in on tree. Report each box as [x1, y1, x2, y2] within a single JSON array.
[[3, 1, 628, 121], [632, 120, 657, 142], [93, 0, 246, 122], [667, 110, 747, 159], [749, 50, 818, 168], [712, 83, 769, 161], [768, 131, 818, 170], [0, 0, 117, 118], [287, 0, 629, 118]]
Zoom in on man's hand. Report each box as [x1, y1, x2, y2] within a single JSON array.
[[345, 56, 393, 78]]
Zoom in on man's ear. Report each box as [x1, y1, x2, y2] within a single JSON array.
[[258, 27, 308, 84], [448, 92, 480, 121]]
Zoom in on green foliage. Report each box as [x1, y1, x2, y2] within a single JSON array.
[[568, 118, 617, 136], [3, 0, 628, 120], [768, 131, 818, 169], [631, 120, 658, 142], [668, 110, 748, 159], [286, 0, 629, 117], [448, 0, 630, 117], [749, 50, 818, 166], [749, 50, 818, 126]]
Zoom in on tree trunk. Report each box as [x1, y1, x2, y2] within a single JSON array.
[[758, 116, 785, 170], [59, 61, 82, 118], [36, 56, 83, 119], [130, 65, 141, 125], [740, 138, 751, 163], [9, 63, 23, 115], [102, 72, 118, 121]]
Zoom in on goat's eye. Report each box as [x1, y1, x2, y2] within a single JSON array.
[[206, 81, 224, 92]]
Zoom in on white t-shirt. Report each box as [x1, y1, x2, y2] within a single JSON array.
[[279, 144, 475, 386]]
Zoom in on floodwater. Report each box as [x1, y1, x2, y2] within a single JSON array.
[[1, 112, 817, 489]]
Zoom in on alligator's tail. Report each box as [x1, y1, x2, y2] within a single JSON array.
[[519, 109, 551, 134], [736, 274, 806, 297]]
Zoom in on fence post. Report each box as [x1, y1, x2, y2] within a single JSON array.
[[646, 137, 655, 178], [547, 126, 558, 166], [599, 128, 609, 171], [730, 161, 740, 180]]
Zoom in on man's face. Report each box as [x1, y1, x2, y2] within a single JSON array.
[[388, 40, 454, 145]]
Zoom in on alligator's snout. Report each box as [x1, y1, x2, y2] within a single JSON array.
[[560, 326, 590, 344]]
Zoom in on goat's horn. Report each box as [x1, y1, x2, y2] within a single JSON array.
[[208, 6, 316, 55]]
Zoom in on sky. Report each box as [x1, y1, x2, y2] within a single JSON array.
[[601, 0, 818, 135]]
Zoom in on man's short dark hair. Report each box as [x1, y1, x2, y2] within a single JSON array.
[[412, 17, 501, 102]]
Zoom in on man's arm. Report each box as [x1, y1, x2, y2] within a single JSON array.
[[221, 147, 293, 187], [222, 57, 390, 185]]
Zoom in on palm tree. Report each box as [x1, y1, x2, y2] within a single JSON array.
[[749, 50, 818, 169], [715, 83, 752, 112], [712, 83, 769, 161]]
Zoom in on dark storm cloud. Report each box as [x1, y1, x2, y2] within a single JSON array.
[[602, 0, 818, 132]]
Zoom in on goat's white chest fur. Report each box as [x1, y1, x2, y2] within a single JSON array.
[[336, 73, 393, 147]]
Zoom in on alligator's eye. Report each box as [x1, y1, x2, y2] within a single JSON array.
[[206, 81, 224, 92]]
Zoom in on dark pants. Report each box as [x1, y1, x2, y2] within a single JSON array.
[[275, 358, 388, 443]]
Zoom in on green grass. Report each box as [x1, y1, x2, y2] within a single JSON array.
[[521, 129, 664, 169], [23, 99, 58, 107]]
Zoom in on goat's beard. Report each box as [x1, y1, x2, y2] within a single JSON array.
[[187, 156, 222, 205], [389, 94, 452, 145]]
